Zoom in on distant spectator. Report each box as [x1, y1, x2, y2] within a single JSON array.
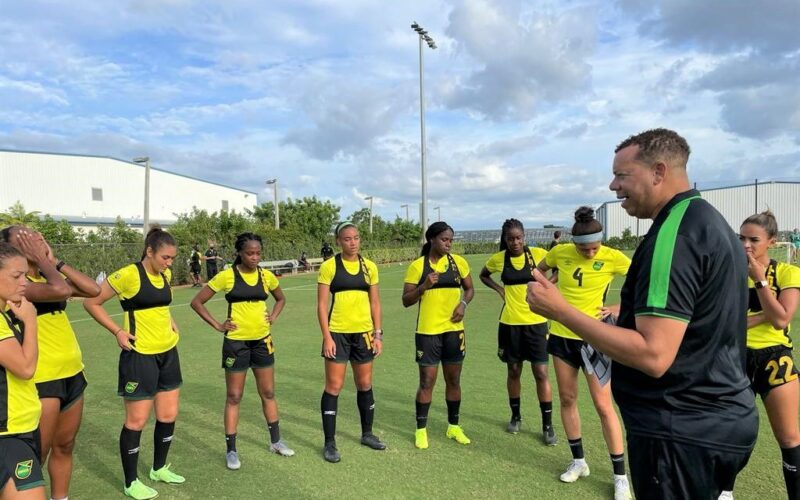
[[549, 231, 562, 250], [204, 243, 223, 280], [321, 242, 334, 261], [790, 228, 800, 262], [298, 251, 311, 272]]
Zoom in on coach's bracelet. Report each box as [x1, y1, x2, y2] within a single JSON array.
[[460, 299, 468, 308], [373, 329, 383, 341], [113, 328, 123, 336]]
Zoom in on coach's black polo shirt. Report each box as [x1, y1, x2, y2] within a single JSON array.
[[612, 189, 757, 452]]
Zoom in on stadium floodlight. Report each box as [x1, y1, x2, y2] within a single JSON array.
[[132, 156, 151, 239], [364, 196, 374, 234], [266, 179, 279, 229], [410, 22, 437, 241], [400, 204, 409, 222]]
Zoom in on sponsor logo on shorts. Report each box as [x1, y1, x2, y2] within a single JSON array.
[[593, 261, 604, 271], [125, 381, 139, 393], [498, 348, 504, 357], [14, 460, 32, 480], [225, 357, 235, 368], [416, 350, 424, 360]]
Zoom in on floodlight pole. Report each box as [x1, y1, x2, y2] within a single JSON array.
[[266, 179, 279, 229], [401, 204, 409, 221], [365, 196, 374, 234], [412, 22, 436, 242], [133, 156, 150, 238]]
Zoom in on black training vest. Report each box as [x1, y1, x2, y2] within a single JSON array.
[[417, 253, 461, 289], [224, 266, 269, 323], [26, 276, 67, 316], [0, 311, 23, 432], [118, 262, 172, 339], [500, 247, 537, 286], [748, 260, 784, 333], [328, 254, 370, 319]]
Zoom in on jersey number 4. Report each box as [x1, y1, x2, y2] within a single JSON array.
[[572, 268, 584, 287]]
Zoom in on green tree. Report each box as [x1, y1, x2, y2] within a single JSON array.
[[0, 201, 40, 226], [279, 197, 340, 243], [35, 215, 78, 244]]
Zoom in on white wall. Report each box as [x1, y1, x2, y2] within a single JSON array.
[[0, 151, 257, 224]]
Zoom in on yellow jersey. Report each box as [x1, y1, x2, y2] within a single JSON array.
[[108, 263, 177, 355], [208, 266, 280, 341], [404, 253, 470, 335], [545, 244, 630, 340], [318, 255, 379, 334], [747, 260, 800, 349], [0, 311, 41, 435], [485, 247, 548, 325]]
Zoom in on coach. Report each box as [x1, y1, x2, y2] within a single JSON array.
[[527, 128, 757, 498]]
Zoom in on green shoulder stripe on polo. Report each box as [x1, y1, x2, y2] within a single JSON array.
[[647, 196, 701, 309]]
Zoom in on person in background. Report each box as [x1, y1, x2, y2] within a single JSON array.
[[204, 243, 223, 280], [549, 230, 562, 250]]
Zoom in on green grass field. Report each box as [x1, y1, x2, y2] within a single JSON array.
[[60, 254, 793, 499]]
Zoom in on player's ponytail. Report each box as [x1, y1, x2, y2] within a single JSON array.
[[571, 206, 603, 237], [742, 210, 778, 239]]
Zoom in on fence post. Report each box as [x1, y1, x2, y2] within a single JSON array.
[[754, 178, 758, 213]]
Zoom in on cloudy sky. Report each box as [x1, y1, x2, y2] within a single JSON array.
[[1, 0, 798, 228]]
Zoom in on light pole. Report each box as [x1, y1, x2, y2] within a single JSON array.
[[411, 21, 436, 243], [434, 206, 441, 221], [266, 179, 279, 229], [400, 204, 409, 222], [132, 156, 150, 238], [364, 196, 374, 234]]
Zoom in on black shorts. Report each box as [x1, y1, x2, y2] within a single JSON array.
[[0, 431, 44, 492], [498, 323, 549, 364], [547, 335, 586, 369], [746, 345, 798, 397], [415, 331, 465, 366], [35, 371, 88, 411], [190, 264, 201, 275], [223, 336, 275, 371], [628, 434, 752, 499], [117, 347, 183, 399], [322, 332, 375, 364], [207, 265, 218, 279]]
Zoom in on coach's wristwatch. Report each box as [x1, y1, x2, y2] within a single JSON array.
[[373, 329, 383, 341], [754, 280, 768, 289]]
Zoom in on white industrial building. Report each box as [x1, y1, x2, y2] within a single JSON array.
[[597, 181, 800, 240], [0, 150, 257, 230]]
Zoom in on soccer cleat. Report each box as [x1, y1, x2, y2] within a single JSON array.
[[323, 442, 341, 463], [226, 451, 241, 470], [560, 460, 590, 482], [718, 491, 734, 500], [415, 428, 429, 449], [446, 424, 471, 445], [124, 479, 159, 499], [269, 440, 296, 457], [360, 433, 387, 450], [149, 464, 185, 484], [506, 417, 521, 434], [614, 475, 632, 500], [542, 425, 558, 446]]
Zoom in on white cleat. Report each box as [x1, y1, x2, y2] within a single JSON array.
[[559, 459, 590, 483]]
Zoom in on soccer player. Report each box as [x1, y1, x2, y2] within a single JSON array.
[[2, 227, 100, 500], [479, 218, 556, 444], [528, 128, 757, 498], [190, 232, 294, 470], [791, 228, 800, 263], [317, 221, 386, 463], [402, 221, 474, 450], [738, 211, 800, 498], [84, 226, 185, 500], [534, 207, 631, 499], [0, 243, 44, 499], [189, 245, 202, 287]]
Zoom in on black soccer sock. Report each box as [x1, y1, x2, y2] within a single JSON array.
[[446, 399, 461, 425], [267, 420, 280, 444], [610, 453, 626, 475], [415, 400, 431, 429], [153, 420, 175, 470], [781, 445, 800, 499], [119, 426, 142, 488], [357, 389, 375, 435], [225, 433, 237, 453], [568, 438, 585, 460], [509, 397, 521, 420], [321, 391, 338, 444], [540, 401, 553, 427]]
